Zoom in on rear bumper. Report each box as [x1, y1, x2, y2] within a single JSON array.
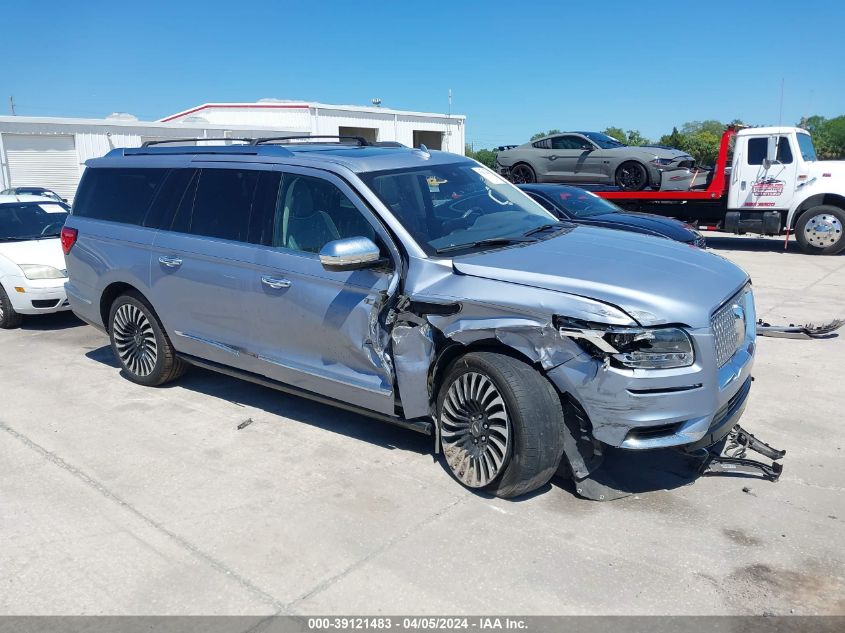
[[2, 275, 69, 315]]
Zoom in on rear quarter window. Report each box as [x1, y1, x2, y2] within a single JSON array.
[[73, 168, 167, 225]]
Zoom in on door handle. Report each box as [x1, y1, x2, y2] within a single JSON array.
[[158, 256, 183, 268], [261, 275, 291, 289], [548, 155, 558, 160]]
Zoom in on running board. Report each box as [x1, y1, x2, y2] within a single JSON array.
[[177, 353, 433, 435]]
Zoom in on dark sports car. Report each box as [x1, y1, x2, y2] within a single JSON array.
[[518, 184, 706, 247]]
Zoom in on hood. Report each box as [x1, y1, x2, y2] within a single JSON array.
[[808, 160, 845, 180], [0, 238, 66, 271], [451, 226, 747, 328], [583, 211, 697, 242]]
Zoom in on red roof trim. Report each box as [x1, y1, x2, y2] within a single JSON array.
[[160, 103, 310, 122]]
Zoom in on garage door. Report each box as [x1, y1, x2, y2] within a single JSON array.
[[3, 134, 80, 202]]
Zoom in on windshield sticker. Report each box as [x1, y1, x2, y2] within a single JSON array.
[[471, 167, 507, 186], [38, 204, 67, 213]]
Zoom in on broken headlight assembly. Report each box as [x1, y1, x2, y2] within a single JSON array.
[[554, 316, 694, 369]]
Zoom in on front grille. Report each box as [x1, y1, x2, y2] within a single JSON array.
[[711, 288, 747, 366]]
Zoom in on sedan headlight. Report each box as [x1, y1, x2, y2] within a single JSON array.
[[605, 327, 694, 369], [650, 157, 674, 167], [19, 264, 67, 280], [555, 317, 694, 369]]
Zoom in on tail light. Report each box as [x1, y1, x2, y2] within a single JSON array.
[[60, 227, 78, 255]]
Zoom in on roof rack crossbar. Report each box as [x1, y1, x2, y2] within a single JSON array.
[[252, 135, 371, 146], [141, 137, 254, 147]]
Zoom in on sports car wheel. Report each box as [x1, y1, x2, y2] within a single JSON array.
[[509, 163, 536, 184], [615, 161, 649, 191]]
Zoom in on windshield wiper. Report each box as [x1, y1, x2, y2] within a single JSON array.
[[434, 236, 536, 255], [0, 235, 52, 242], [522, 222, 567, 237]]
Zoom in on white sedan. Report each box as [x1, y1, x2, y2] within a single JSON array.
[[0, 195, 71, 328]]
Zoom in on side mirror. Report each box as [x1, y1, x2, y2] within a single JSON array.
[[319, 236, 382, 271], [762, 158, 772, 170], [581, 145, 593, 151]]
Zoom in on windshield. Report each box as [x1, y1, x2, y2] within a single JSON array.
[[360, 162, 558, 255], [553, 189, 621, 218], [797, 133, 817, 162], [582, 132, 627, 149], [0, 202, 69, 240]]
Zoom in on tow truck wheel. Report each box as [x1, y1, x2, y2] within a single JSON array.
[[615, 161, 649, 191], [437, 351, 565, 499], [795, 205, 845, 255], [509, 163, 536, 184]]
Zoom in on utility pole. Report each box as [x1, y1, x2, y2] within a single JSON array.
[[9, 95, 16, 115]]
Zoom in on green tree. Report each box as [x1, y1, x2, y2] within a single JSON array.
[[602, 127, 627, 143], [658, 126, 685, 149], [624, 129, 649, 146], [530, 129, 561, 141], [681, 120, 725, 137], [472, 148, 499, 169]]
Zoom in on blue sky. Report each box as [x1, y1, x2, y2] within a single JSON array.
[[3, 0, 843, 148]]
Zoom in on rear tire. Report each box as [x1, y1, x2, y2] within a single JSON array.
[[437, 351, 565, 499], [794, 205, 845, 255], [108, 291, 187, 386], [509, 163, 536, 184], [615, 161, 650, 191], [0, 284, 23, 329]]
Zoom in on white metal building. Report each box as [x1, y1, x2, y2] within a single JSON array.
[[161, 100, 465, 153], [0, 100, 465, 203]]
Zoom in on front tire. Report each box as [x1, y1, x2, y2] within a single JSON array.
[[794, 205, 845, 255], [108, 291, 187, 386], [0, 284, 23, 329], [615, 161, 650, 191], [509, 163, 536, 184], [437, 352, 565, 499]]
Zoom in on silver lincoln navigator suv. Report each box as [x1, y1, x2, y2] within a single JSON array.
[[62, 137, 756, 499]]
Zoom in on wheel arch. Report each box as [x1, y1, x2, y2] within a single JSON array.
[[100, 281, 149, 329], [788, 193, 845, 229], [428, 338, 544, 410]]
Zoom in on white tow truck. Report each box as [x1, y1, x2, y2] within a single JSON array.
[[595, 125, 845, 255]]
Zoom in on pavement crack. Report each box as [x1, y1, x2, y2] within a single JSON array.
[[287, 495, 466, 610], [0, 419, 291, 614]]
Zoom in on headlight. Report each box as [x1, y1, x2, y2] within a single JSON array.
[[650, 157, 674, 167], [555, 317, 694, 369], [19, 264, 67, 280], [605, 327, 694, 369]]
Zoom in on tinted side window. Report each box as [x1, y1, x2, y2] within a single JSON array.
[[73, 168, 167, 225], [145, 169, 196, 228], [249, 171, 283, 246], [747, 138, 767, 165], [747, 137, 793, 165], [775, 137, 793, 164], [186, 169, 260, 242], [532, 139, 551, 149], [273, 174, 376, 254], [551, 136, 584, 150]]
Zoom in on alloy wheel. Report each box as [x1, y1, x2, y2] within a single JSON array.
[[440, 371, 511, 488], [510, 165, 534, 184], [804, 213, 843, 248], [112, 304, 158, 377]]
